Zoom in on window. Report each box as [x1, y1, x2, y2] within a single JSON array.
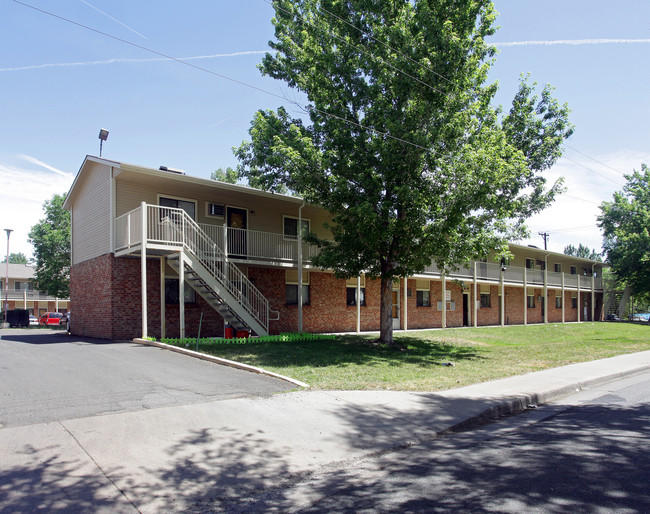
[[159, 196, 196, 220], [286, 270, 310, 305], [537, 259, 546, 271], [571, 296, 577, 309], [165, 278, 196, 304], [347, 287, 366, 306], [554, 263, 562, 273], [14, 281, 34, 291], [555, 295, 562, 308], [480, 293, 491, 308], [570, 266, 577, 275], [286, 284, 310, 305], [283, 216, 310, 239], [527, 294, 535, 308], [346, 276, 366, 306], [415, 279, 430, 307], [416, 290, 430, 307], [207, 203, 225, 217], [525, 258, 535, 270]]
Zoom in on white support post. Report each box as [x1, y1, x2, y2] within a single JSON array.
[[523, 267, 528, 326], [179, 253, 185, 340], [543, 263, 548, 323], [591, 264, 596, 322], [356, 275, 361, 333], [577, 280, 581, 323], [223, 220, 228, 263], [23, 290, 27, 309], [562, 271, 566, 323], [441, 272, 446, 329], [141, 201, 148, 339], [403, 276, 408, 331], [473, 262, 478, 328], [297, 202, 304, 333], [55, 298, 59, 312], [160, 257, 166, 340], [500, 267, 505, 326]]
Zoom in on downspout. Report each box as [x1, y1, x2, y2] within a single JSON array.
[[297, 201, 305, 333]]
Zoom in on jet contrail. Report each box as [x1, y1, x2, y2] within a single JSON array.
[[0, 51, 268, 72], [495, 38, 650, 47], [80, 0, 148, 40]]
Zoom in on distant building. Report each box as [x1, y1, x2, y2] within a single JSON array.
[[1, 263, 70, 315], [64, 155, 604, 341]]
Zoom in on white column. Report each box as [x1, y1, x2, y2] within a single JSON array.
[[543, 257, 548, 323], [297, 202, 304, 333], [500, 267, 505, 326], [160, 257, 166, 340], [591, 264, 596, 322], [179, 253, 185, 339], [23, 290, 27, 309], [523, 267, 528, 326], [473, 262, 477, 328], [403, 277, 408, 331], [441, 272, 446, 329], [577, 279, 581, 323], [141, 201, 148, 339], [356, 275, 361, 333], [562, 271, 566, 323]]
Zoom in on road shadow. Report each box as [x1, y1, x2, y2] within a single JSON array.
[[0, 331, 124, 346]]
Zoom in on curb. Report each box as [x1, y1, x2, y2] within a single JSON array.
[[445, 363, 650, 434], [133, 338, 310, 389]]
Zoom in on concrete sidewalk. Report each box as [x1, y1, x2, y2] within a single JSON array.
[[2, 350, 650, 513]]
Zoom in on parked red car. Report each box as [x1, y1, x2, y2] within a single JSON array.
[[39, 312, 63, 326]]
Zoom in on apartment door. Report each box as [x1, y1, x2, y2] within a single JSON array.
[[463, 293, 470, 326], [226, 207, 247, 258], [392, 290, 400, 329]]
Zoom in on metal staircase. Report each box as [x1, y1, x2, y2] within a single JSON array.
[[161, 209, 277, 336]]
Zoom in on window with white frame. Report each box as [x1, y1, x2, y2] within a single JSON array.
[[527, 292, 536, 308], [555, 293, 562, 308], [283, 216, 310, 240], [525, 258, 535, 270], [570, 266, 577, 275], [159, 196, 196, 220], [416, 279, 430, 307], [554, 263, 562, 273], [346, 276, 366, 306], [286, 270, 310, 305], [207, 202, 225, 218], [480, 285, 491, 308], [571, 295, 577, 308]]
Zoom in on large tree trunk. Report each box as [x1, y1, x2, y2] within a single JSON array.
[[379, 276, 394, 344]]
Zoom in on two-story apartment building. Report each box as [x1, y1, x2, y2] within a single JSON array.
[[64, 156, 604, 341], [1, 263, 70, 316]]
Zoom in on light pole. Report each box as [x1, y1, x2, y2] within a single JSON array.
[[3, 229, 12, 328]]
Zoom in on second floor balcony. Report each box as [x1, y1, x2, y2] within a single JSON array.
[[114, 204, 603, 292]]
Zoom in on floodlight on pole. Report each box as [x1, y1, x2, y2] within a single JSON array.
[[3, 229, 12, 328], [98, 129, 109, 157]]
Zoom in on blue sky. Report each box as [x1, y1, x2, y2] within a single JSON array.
[[1, 0, 649, 259]]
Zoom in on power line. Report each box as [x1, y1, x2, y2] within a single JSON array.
[[10, 0, 431, 153], [562, 143, 627, 177], [560, 154, 626, 187]]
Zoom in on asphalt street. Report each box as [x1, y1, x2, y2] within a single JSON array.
[[234, 371, 650, 513], [0, 329, 292, 428]]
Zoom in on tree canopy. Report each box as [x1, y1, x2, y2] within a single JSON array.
[[1, 252, 29, 264], [28, 193, 70, 298], [598, 163, 650, 295], [563, 243, 602, 262], [211, 167, 239, 184], [236, 0, 572, 343]]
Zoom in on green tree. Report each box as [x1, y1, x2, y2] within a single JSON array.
[[28, 194, 70, 298], [598, 163, 650, 295], [236, 0, 572, 344], [1, 252, 29, 264], [211, 167, 239, 183], [563, 243, 602, 261]]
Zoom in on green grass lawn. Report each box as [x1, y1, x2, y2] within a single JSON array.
[[175, 323, 650, 391]]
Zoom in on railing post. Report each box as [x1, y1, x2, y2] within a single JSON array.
[[141, 201, 148, 339]]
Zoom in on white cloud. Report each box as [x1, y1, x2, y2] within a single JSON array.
[[494, 38, 650, 48], [520, 150, 650, 255], [0, 158, 75, 259]]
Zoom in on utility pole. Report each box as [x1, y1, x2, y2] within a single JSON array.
[[538, 231, 549, 251]]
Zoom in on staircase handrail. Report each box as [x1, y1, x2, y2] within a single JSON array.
[[154, 205, 275, 332]]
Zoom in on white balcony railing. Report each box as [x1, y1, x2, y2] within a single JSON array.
[[1, 289, 68, 302], [114, 205, 604, 292]]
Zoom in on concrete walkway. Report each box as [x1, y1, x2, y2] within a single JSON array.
[[1, 350, 649, 513]]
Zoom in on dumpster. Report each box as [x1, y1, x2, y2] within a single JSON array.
[[7, 309, 29, 328]]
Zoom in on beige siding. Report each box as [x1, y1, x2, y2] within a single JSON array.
[[71, 162, 112, 265], [114, 176, 333, 240]]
